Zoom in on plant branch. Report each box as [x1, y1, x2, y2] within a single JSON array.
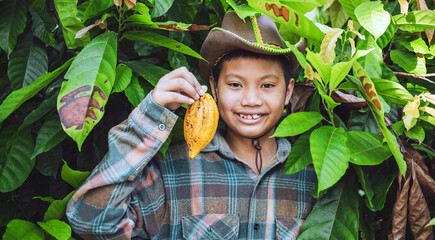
[[394, 72, 435, 79], [405, 136, 435, 153]]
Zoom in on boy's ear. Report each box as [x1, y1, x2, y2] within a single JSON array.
[[209, 76, 218, 102], [284, 78, 295, 106]]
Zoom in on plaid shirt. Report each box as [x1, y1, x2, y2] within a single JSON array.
[[66, 92, 317, 240]]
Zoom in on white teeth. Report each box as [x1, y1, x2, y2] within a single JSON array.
[[253, 114, 259, 119], [239, 114, 260, 119]]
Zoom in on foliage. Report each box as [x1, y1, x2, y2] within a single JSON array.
[[0, 0, 434, 239]]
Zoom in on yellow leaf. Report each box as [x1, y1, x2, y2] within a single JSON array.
[[113, 0, 122, 6], [403, 96, 420, 129], [421, 93, 435, 106], [347, 20, 365, 40], [320, 28, 343, 63], [75, 20, 100, 39], [349, 38, 356, 57], [398, 0, 408, 15], [420, 106, 435, 118], [305, 63, 315, 80]]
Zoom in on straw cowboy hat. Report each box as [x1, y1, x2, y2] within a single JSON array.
[[199, 12, 306, 82]]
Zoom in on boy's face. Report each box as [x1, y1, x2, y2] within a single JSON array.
[[210, 57, 294, 140]]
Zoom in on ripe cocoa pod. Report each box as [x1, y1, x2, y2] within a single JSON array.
[[184, 93, 219, 159]]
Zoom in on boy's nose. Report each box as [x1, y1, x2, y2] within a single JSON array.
[[241, 88, 262, 106]]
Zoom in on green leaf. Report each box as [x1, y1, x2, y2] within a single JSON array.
[[347, 108, 379, 133], [226, 0, 257, 19], [123, 31, 205, 61], [151, 0, 174, 18], [0, 130, 35, 192], [420, 115, 435, 126], [124, 75, 146, 108], [329, 0, 349, 28], [354, 1, 390, 40], [44, 190, 76, 221], [113, 64, 133, 93], [0, 58, 74, 124], [57, 32, 117, 151], [330, 61, 353, 91], [396, 35, 430, 55], [61, 160, 90, 189], [280, 0, 328, 14], [127, 61, 170, 87], [30, 8, 57, 47], [390, 49, 426, 74], [31, 113, 67, 159], [297, 175, 359, 240], [3, 219, 44, 240], [406, 125, 425, 143], [353, 165, 374, 207], [38, 220, 71, 240], [83, 0, 114, 21], [394, 10, 435, 32], [426, 218, 435, 227], [0, 202, 21, 227], [310, 126, 350, 194], [347, 131, 392, 165], [356, 34, 382, 79], [159, 132, 172, 157], [371, 78, 413, 105], [376, 18, 396, 49], [306, 50, 332, 84], [35, 144, 63, 177], [367, 162, 396, 211], [54, 0, 90, 49], [284, 132, 312, 175], [33, 196, 55, 203], [8, 33, 48, 90], [273, 111, 324, 137], [247, 0, 325, 46], [392, 121, 405, 136], [0, 0, 27, 56], [336, 0, 367, 22]]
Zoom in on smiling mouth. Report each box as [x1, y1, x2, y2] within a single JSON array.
[[237, 113, 263, 120]]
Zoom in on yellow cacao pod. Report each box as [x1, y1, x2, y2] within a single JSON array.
[[184, 93, 219, 159]]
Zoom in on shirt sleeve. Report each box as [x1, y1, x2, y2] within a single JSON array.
[[66, 91, 178, 239]]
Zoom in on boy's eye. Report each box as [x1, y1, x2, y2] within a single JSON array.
[[261, 83, 275, 88], [229, 83, 241, 88]]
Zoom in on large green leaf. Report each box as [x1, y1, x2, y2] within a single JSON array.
[[394, 10, 435, 32], [8, 33, 48, 90], [356, 34, 382, 79], [297, 175, 359, 240], [127, 61, 170, 86], [151, 0, 175, 18], [61, 160, 90, 189], [273, 111, 324, 137], [123, 31, 205, 61], [376, 17, 396, 49], [83, 0, 114, 21], [54, 0, 90, 49], [57, 32, 117, 151], [306, 50, 332, 84], [372, 78, 413, 105], [31, 113, 67, 159], [0, 0, 27, 56], [37, 220, 71, 240], [247, 0, 325, 46], [330, 61, 353, 91], [29, 8, 57, 47], [406, 125, 425, 144], [396, 35, 430, 55], [44, 190, 76, 221], [284, 132, 312, 175], [347, 109, 379, 134], [310, 126, 350, 194], [329, 0, 349, 28], [336, 0, 367, 22], [226, 0, 257, 19], [347, 131, 392, 165], [3, 219, 44, 240], [0, 58, 74, 124], [354, 1, 390, 40], [124, 75, 146, 107], [113, 64, 133, 93], [349, 64, 406, 176], [0, 130, 34, 192], [390, 49, 426, 75], [281, 0, 328, 14]]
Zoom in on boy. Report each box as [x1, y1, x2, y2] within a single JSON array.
[[66, 12, 317, 239]]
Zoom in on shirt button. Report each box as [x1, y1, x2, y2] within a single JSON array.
[[158, 123, 165, 131], [254, 223, 260, 230]]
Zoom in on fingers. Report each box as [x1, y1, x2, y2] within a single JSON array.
[[164, 67, 205, 97]]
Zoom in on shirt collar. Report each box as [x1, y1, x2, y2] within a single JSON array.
[[201, 130, 292, 164]]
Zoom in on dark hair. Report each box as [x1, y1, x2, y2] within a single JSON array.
[[211, 50, 293, 86]]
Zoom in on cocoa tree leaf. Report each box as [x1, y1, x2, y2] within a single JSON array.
[[366, 162, 397, 211], [390, 49, 427, 75], [0, 130, 34, 192], [372, 78, 414, 105], [127, 61, 169, 87], [284, 132, 312, 175], [29, 8, 57, 47], [124, 75, 145, 107], [151, 0, 174, 18], [0, 0, 27, 56], [83, 0, 114, 21], [393, 10, 435, 32], [2, 219, 44, 239], [310, 126, 350, 194], [31, 113, 67, 160], [151, 21, 216, 31], [44, 190, 76, 221], [336, 0, 366, 22], [0, 57, 74, 124], [347, 131, 392, 165], [273, 111, 324, 137], [320, 28, 343, 63], [8, 33, 48, 90], [61, 160, 90, 189], [329, 0, 348, 28], [57, 32, 117, 151], [408, 161, 433, 239], [37, 219, 71, 240], [306, 50, 332, 85], [54, 0, 90, 49], [331, 91, 366, 108], [376, 18, 396, 49], [297, 174, 359, 239], [388, 172, 410, 240], [355, 1, 391, 40], [113, 64, 132, 93]]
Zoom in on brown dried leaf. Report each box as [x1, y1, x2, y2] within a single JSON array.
[[398, 0, 409, 15], [288, 83, 315, 113], [388, 172, 410, 240], [408, 161, 434, 240], [99, 21, 108, 29], [188, 23, 217, 31], [125, 0, 136, 9], [113, 0, 122, 6], [331, 90, 367, 108], [75, 20, 101, 39]]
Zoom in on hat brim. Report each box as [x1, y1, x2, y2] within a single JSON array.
[[199, 28, 306, 82]]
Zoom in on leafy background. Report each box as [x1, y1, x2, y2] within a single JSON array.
[[0, 0, 434, 239]]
